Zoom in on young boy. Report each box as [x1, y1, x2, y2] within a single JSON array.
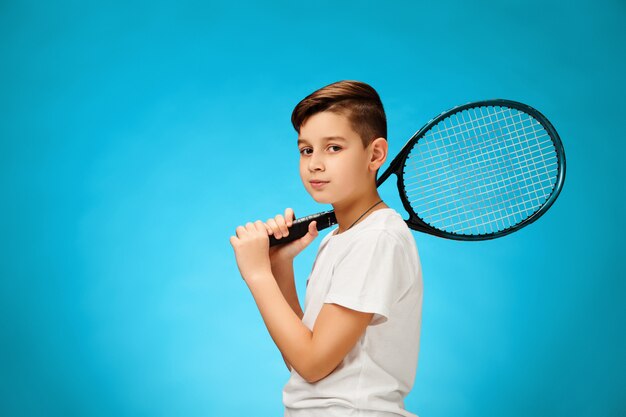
[[229, 80, 423, 417]]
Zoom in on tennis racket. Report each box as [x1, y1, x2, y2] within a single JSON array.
[[269, 99, 566, 246]]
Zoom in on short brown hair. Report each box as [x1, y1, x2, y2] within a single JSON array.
[[291, 80, 387, 148]]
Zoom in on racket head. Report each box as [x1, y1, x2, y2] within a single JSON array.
[[379, 99, 566, 240]]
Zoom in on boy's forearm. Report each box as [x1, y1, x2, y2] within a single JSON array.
[[271, 260, 304, 320], [282, 353, 293, 372], [271, 260, 303, 373], [246, 274, 314, 381]]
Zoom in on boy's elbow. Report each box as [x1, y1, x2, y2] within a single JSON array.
[[293, 362, 316, 383], [293, 335, 341, 383], [304, 360, 341, 384], [303, 370, 321, 384], [305, 372, 324, 384], [302, 366, 317, 383], [291, 357, 321, 383]]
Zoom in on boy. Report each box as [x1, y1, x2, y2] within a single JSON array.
[[229, 80, 423, 417]]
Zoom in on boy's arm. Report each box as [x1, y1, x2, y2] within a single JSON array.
[[307, 303, 373, 382], [246, 271, 373, 383], [271, 259, 303, 372], [282, 355, 293, 372], [239, 220, 370, 383], [271, 260, 304, 319]]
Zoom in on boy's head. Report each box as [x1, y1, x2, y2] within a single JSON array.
[[291, 80, 387, 149], [292, 80, 388, 207]]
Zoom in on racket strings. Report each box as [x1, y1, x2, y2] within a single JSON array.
[[422, 106, 552, 231], [405, 125, 553, 175], [429, 108, 556, 233], [404, 106, 559, 236], [415, 163, 557, 216], [414, 108, 511, 143], [405, 136, 557, 206], [429, 175, 555, 229], [404, 134, 555, 195]]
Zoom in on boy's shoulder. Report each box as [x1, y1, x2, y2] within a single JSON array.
[[320, 209, 421, 282], [321, 208, 416, 254]]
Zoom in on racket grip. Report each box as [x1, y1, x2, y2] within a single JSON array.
[[269, 210, 337, 247]]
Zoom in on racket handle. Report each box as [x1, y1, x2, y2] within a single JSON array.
[[269, 210, 337, 247]]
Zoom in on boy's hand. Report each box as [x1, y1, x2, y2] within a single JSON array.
[[229, 221, 273, 284], [264, 208, 318, 264]]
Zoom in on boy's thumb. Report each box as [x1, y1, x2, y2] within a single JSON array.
[[309, 220, 318, 236], [298, 221, 318, 247]]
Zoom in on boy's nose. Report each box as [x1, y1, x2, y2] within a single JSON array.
[[308, 154, 324, 171]]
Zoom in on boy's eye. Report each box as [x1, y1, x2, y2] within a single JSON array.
[[299, 145, 342, 156]]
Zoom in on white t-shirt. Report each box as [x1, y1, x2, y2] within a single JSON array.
[[283, 208, 424, 417]]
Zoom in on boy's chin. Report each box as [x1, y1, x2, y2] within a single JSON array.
[[308, 193, 334, 205], [311, 197, 332, 204]]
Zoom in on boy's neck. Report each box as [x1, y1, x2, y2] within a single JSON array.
[[332, 191, 389, 235]]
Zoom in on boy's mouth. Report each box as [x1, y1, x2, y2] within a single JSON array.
[[310, 180, 329, 189]]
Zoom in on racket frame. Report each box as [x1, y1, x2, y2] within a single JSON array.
[[380, 98, 566, 241]]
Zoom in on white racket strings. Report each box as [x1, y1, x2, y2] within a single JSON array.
[[404, 106, 559, 236]]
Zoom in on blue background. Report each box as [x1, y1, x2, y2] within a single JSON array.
[[1, 1, 624, 416]]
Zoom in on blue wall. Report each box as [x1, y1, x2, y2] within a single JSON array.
[[1, 1, 624, 416]]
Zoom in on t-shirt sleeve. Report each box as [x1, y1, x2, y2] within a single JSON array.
[[323, 230, 410, 326]]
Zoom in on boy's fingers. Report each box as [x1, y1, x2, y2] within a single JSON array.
[[254, 220, 266, 233], [275, 214, 289, 236], [267, 218, 280, 237], [285, 208, 295, 226]]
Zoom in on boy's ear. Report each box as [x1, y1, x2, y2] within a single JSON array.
[[368, 137, 388, 171]]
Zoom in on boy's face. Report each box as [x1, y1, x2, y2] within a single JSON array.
[[297, 111, 376, 206]]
